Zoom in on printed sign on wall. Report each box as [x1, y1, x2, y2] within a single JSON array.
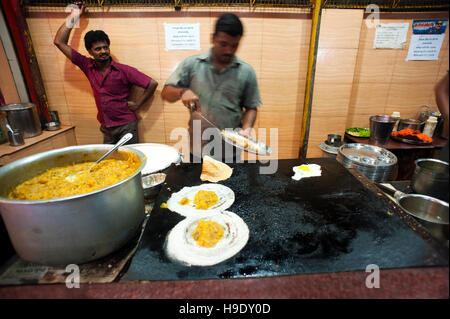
[[406, 34, 445, 61], [373, 23, 409, 49], [164, 23, 201, 51]]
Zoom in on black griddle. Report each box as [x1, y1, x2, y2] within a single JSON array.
[[122, 158, 448, 281]]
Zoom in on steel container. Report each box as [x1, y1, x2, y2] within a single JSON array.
[[377, 183, 449, 242], [142, 173, 166, 200], [397, 118, 425, 132], [0, 103, 42, 138], [411, 158, 449, 203], [369, 115, 396, 146], [0, 145, 147, 266], [397, 193, 449, 242], [337, 143, 397, 182]]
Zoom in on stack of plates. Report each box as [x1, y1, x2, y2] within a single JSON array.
[[336, 143, 397, 182]]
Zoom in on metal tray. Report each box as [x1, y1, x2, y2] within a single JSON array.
[[337, 143, 397, 182], [221, 130, 272, 156], [338, 143, 397, 167], [391, 135, 432, 146], [128, 143, 183, 175]]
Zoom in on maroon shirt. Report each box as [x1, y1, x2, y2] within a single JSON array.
[[71, 48, 151, 127]]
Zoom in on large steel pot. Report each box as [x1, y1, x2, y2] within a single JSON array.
[[411, 158, 449, 203], [0, 145, 147, 266], [0, 103, 42, 138]]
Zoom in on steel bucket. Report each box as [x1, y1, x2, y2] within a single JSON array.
[[0, 145, 146, 266], [0, 103, 42, 138]]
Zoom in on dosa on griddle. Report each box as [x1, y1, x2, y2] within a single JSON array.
[[200, 155, 233, 182]]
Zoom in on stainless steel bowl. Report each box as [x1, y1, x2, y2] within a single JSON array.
[[397, 193, 449, 242], [45, 121, 61, 131], [142, 173, 166, 199], [0, 145, 147, 266], [397, 119, 425, 132]]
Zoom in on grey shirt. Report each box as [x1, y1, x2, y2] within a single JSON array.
[[166, 49, 261, 128], [166, 49, 262, 160]]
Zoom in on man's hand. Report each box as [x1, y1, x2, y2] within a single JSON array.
[[129, 79, 158, 112], [239, 109, 257, 138], [127, 101, 139, 112], [66, 2, 86, 28], [238, 128, 251, 138], [180, 88, 200, 112], [54, 1, 86, 60]]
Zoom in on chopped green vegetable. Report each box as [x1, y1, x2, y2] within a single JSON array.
[[346, 127, 370, 137]]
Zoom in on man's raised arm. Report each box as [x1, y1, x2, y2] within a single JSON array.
[[53, 3, 85, 60]]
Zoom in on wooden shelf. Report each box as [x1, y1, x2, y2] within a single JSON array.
[[0, 125, 77, 166]]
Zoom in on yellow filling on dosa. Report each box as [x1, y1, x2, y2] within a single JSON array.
[[191, 219, 225, 248], [193, 190, 218, 209]]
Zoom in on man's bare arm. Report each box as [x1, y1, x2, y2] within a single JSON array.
[[128, 79, 159, 112], [435, 72, 449, 138], [53, 3, 85, 60], [240, 108, 258, 137], [161, 85, 199, 111]]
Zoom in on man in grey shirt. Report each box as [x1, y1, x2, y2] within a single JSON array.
[[161, 13, 262, 162]]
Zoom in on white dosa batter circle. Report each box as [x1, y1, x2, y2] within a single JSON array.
[[166, 184, 235, 217], [165, 211, 249, 266]]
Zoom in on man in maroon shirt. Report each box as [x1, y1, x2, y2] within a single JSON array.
[[53, 3, 158, 144]]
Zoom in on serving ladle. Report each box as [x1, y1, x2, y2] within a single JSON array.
[[65, 133, 133, 182]]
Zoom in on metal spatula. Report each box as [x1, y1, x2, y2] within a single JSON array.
[[65, 133, 133, 182], [195, 110, 220, 130]]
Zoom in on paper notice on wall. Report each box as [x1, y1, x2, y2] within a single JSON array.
[[373, 23, 409, 49], [406, 34, 445, 61], [164, 23, 201, 51]]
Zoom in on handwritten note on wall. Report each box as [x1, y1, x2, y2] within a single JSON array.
[[164, 23, 201, 51], [406, 34, 445, 61], [373, 23, 409, 49]]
